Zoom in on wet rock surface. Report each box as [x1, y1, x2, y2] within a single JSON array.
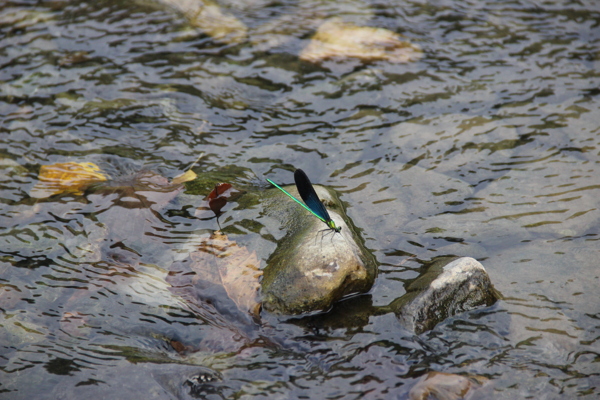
[[392, 257, 499, 334], [261, 183, 377, 315]]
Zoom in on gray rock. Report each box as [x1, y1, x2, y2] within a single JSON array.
[[261, 183, 377, 315], [393, 257, 499, 334]]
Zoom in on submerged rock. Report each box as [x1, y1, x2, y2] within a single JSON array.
[[409, 371, 489, 400], [250, 4, 325, 52], [393, 257, 499, 334], [160, 0, 247, 44], [261, 183, 376, 315], [300, 18, 422, 64]]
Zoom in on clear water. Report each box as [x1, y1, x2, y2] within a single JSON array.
[[1, 0, 599, 398]]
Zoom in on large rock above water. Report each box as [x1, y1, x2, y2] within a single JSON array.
[[261, 183, 377, 315], [393, 257, 499, 334]]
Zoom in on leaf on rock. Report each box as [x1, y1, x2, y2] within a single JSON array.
[[195, 183, 240, 218], [188, 231, 262, 318], [171, 169, 197, 185], [31, 162, 108, 198], [206, 183, 232, 215], [300, 18, 423, 64], [206, 183, 232, 201]]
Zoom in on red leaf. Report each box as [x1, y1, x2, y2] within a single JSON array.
[[206, 183, 233, 214]]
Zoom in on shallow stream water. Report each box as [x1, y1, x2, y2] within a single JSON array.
[[1, 0, 599, 398]]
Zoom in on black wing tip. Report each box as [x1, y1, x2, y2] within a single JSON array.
[[294, 168, 308, 180]]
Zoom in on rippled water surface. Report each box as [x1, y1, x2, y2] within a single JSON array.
[[1, 0, 599, 398]]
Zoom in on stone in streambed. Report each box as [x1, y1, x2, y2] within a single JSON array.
[[392, 257, 499, 334], [261, 183, 376, 315], [158, 0, 247, 44]]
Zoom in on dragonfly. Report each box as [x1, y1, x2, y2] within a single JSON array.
[[267, 169, 341, 233]]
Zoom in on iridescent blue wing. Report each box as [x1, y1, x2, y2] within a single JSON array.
[[266, 178, 327, 224], [294, 169, 332, 223]]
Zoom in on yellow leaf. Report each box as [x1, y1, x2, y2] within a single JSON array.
[[31, 162, 107, 198], [171, 169, 197, 185]]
